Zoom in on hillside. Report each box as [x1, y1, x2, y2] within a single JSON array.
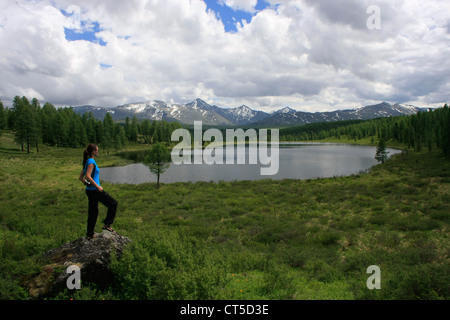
[[72, 99, 426, 126]]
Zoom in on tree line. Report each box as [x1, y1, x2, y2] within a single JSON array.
[[2, 97, 449, 157], [280, 104, 450, 157], [0, 96, 183, 153]]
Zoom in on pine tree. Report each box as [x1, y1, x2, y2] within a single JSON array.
[[0, 100, 5, 135], [30, 98, 42, 152], [129, 116, 138, 143], [53, 111, 68, 147], [85, 118, 96, 143], [441, 104, 450, 157], [41, 102, 56, 145], [13, 96, 40, 153], [144, 143, 171, 188], [103, 112, 115, 139], [12, 96, 25, 150], [375, 138, 389, 164]]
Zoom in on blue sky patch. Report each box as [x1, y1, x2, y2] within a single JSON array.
[[204, 0, 271, 32], [61, 8, 107, 46], [99, 63, 113, 70]]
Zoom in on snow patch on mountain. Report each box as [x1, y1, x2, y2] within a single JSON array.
[[73, 100, 426, 126]]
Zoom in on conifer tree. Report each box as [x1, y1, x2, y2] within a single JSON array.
[[41, 102, 56, 145], [442, 104, 450, 157], [0, 100, 5, 135], [144, 143, 171, 188], [375, 138, 389, 164], [13, 96, 40, 153]]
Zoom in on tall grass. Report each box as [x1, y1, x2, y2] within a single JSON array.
[[0, 132, 449, 300]]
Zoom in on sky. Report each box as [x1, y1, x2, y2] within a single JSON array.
[[0, 0, 449, 112]]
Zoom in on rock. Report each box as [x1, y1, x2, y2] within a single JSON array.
[[23, 230, 131, 299]]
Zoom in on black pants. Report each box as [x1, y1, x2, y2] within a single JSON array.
[[85, 189, 118, 237]]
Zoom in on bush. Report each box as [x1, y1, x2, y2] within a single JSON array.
[[110, 229, 228, 299], [383, 263, 449, 300]]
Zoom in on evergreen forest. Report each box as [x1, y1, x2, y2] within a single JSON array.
[[0, 96, 183, 154], [280, 104, 450, 157]]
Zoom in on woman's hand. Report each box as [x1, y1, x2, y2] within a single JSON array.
[[79, 169, 85, 183], [97, 186, 104, 193]]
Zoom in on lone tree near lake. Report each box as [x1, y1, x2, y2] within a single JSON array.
[[144, 143, 171, 188], [375, 138, 389, 164]]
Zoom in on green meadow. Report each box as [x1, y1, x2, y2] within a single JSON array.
[[0, 132, 448, 300]]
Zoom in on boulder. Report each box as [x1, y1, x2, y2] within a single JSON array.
[[23, 230, 131, 299]]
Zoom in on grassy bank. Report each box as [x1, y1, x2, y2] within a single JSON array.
[[0, 132, 449, 300]]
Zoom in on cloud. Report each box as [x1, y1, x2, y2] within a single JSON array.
[[218, 0, 258, 13], [0, 0, 449, 112], [304, 0, 369, 30]]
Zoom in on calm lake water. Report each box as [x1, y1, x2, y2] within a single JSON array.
[[100, 143, 401, 184]]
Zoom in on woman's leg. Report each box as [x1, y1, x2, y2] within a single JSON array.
[[86, 190, 99, 237], [97, 191, 118, 227]]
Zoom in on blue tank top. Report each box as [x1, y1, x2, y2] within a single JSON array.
[[84, 158, 100, 191]]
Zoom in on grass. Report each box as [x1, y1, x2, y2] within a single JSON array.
[[0, 132, 449, 300]]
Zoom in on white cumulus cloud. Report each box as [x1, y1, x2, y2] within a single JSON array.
[[0, 0, 448, 112], [218, 0, 258, 13]]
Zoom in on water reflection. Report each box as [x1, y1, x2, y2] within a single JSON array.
[[101, 143, 401, 184]]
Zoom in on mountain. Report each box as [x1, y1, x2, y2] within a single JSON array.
[[72, 105, 111, 119], [113, 98, 234, 125], [253, 102, 426, 126], [72, 100, 425, 127], [214, 105, 270, 125], [179, 99, 233, 125]]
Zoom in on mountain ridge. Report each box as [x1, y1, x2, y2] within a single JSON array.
[[72, 99, 427, 127]]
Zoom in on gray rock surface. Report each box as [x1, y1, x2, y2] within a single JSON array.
[[23, 231, 131, 299]]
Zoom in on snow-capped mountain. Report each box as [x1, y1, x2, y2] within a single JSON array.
[[72, 100, 426, 127], [214, 105, 270, 125], [117, 100, 168, 120], [255, 102, 426, 126], [278, 107, 297, 114], [113, 98, 233, 125]]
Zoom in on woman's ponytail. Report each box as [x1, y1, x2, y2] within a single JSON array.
[[83, 149, 89, 168]]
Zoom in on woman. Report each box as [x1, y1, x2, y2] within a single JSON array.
[[79, 144, 118, 240]]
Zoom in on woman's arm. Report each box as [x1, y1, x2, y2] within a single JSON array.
[[79, 169, 87, 184]]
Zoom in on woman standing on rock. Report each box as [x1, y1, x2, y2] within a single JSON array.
[[79, 144, 118, 240]]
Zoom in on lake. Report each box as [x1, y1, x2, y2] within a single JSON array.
[[100, 143, 401, 184]]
